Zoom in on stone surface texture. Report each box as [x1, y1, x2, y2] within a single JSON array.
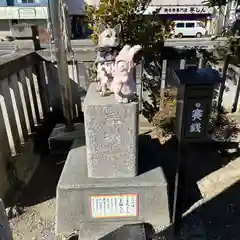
[[0, 199, 13, 240], [56, 138, 170, 239], [83, 83, 139, 178]]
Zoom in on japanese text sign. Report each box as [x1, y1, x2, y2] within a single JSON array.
[[90, 194, 138, 219], [184, 98, 210, 139]]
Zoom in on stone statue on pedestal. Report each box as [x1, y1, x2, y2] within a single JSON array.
[[95, 24, 121, 96], [111, 44, 142, 103]]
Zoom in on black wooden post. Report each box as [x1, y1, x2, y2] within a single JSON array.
[[172, 141, 189, 234], [172, 68, 222, 235]]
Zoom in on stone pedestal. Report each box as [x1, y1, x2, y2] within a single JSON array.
[[56, 83, 170, 239], [83, 83, 138, 178], [48, 123, 85, 154], [56, 139, 170, 239]]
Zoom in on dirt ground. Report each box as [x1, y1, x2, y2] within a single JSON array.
[[8, 122, 240, 239]]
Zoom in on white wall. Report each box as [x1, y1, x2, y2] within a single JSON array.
[[0, 6, 48, 20]]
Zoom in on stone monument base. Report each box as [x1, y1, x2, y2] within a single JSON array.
[[56, 138, 170, 239], [48, 123, 85, 154], [83, 82, 139, 178]]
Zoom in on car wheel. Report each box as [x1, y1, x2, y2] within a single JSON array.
[[196, 32, 202, 38], [178, 33, 183, 38]]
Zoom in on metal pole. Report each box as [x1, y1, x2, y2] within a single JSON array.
[[50, 0, 74, 131], [47, 0, 53, 41]]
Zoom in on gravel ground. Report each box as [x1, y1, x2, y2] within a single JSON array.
[[10, 199, 56, 240], [8, 132, 240, 240], [9, 154, 65, 240]]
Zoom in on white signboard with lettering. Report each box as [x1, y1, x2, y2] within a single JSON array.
[[161, 6, 212, 14], [144, 5, 213, 15], [90, 194, 138, 218]]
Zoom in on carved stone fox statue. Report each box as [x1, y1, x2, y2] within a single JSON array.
[[95, 24, 121, 96], [111, 44, 142, 103]]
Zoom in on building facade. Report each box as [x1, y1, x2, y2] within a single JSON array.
[[85, 0, 213, 20], [0, 0, 49, 41], [67, 0, 89, 39], [84, 0, 214, 35], [0, 0, 215, 40], [0, 0, 87, 41]]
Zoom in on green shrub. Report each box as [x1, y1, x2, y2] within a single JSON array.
[[152, 88, 177, 137]]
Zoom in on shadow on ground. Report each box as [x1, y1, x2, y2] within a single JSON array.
[[138, 134, 239, 218], [154, 180, 240, 240], [12, 129, 240, 239], [197, 180, 240, 240], [19, 153, 66, 207], [96, 178, 240, 240], [99, 179, 240, 240]]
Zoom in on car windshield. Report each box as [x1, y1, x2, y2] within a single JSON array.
[[197, 22, 205, 28]]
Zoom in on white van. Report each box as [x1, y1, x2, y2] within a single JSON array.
[[173, 21, 207, 38]]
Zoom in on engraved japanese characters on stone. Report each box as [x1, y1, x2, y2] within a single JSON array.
[[189, 103, 203, 133]]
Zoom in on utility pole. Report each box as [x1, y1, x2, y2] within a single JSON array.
[[49, 0, 74, 131], [47, 0, 53, 41]]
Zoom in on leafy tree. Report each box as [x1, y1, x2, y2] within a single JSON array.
[[85, 0, 222, 138], [85, 0, 176, 123], [85, 0, 174, 58], [203, 0, 227, 8]]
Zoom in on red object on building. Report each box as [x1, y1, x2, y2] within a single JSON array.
[[38, 27, 50, 44]]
